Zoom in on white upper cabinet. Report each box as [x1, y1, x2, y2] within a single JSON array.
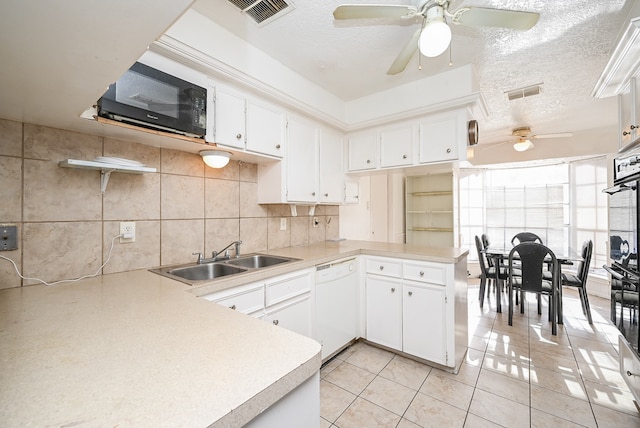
[[286, 115, 319, 203], [318, 127, 345, 204], [348, 130, 377, 171], [214, 86, 246, 149], [214, 84, 285, 158], [246, 100, 285, 157], [619, 77, 640, 146], [418, 112, 462, 164], [380, 124, 415, 168]]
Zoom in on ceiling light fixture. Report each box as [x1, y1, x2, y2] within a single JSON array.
[[513, 139, 535, 152], [419, 6, 451, 58], [200, 150, 231, 168]]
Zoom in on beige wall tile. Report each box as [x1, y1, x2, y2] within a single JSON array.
[[310, 216, 326, 244], [24, 124, 102, 161], [205, 218, 240, 256], [24, 159, 102, 221], [268, 217, 291, 249], [103, 173, 160, 220], [103, 221, 161, 274], [268, 204, 290, 217], [240, 181, 268, 218], [240, 218, 268, 253], [22, 221, 102, 285], [0, 156, 22, 222], [325, 205, 340, 216], [0, 118, 22, 156], [239, 162, 258, 182], [326, 214, 340, 240], [0, 244, 22, 289], [205, 178, 239, 218], [291, 216, 310, 247], [161, 174, 204, 219], [161, 149, 203, 176], [206, 159, 240, 180], [161, 219, 205, 265], [104, 138, 161, 170]]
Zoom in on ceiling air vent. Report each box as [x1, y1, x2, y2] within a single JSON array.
[[227, 0, 293, 25], [505, 83, 544, 101]]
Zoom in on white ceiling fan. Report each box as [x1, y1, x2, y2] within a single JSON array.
[[333, 0, 540, 75], [477, 127, 574, 152]]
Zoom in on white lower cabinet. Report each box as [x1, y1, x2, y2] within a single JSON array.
[[201, 281, 265, 318], [402, 281, 446, 365], [365, 256, 466, 371], [365, 275, 403, 351], [264, 296, 312, 337]]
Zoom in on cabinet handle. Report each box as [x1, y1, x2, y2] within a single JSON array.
[[312, 192, 316, 196], [366, 159, 371, 164], [623, 126, 637, 136], [446, 148, 451, 153], [391, 287, 395, 293], [402, 154, 407, 159], [379, 265, 384, 270], [230, 304, 236, 310], [273, 319, 279, 326], [236, 133, 242, 140], [275, 144, 281, 149], [324, 193, 329, 197], [408, 291, 413, 296], [419, 271, 424, 276]]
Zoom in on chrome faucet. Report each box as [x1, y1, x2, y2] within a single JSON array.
[[193, 240, 243, 264]]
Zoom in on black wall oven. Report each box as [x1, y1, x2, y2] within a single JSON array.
[[97, 62, 207, 138]]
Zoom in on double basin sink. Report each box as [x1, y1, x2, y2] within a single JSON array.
[[150, 254, 299, 285]]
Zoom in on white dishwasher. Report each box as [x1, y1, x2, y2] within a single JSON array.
[[314, 257, 359, 361]]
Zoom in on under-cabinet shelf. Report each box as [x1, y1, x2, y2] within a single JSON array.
[[410, 227, 454, 232], [59, 159, 157, 193], [407, 210, 453, 214], [409, 191, 453, 197]]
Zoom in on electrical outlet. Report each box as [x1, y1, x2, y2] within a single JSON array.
[[280, 218, 287, 231], [313, 217, 319, 228], [119, 221, 135, 243]]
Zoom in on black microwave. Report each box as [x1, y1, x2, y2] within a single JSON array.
[[97, 62, 207, 138]]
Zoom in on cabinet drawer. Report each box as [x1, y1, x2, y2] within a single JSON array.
[[207, 285, 265, 315], [403, 261, 447, 285], [266, 271, 312, 306], [366, 257, 402, 277]]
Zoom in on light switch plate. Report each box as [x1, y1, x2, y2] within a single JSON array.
[[0, 225, 17, 251], [280, 218, 287, 231]]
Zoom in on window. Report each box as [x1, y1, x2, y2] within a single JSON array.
[[459, 156, 607, 273]]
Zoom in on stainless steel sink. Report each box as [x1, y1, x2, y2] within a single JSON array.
[[226, 254, 296, 269], [167, 263, 247, 281], [149, 253, 299, 285]]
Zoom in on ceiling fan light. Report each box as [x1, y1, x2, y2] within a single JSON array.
[[513, 139, 534, 152], [200, 150, 231, 168], [419, 6, 451, 58]]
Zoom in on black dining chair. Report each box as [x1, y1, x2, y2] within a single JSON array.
[[508, 242, 558, 335], [475, 235, 507, 307], [481, 234, 494, 267], [511, 232, 543, 245], [560, 240, 593, 324]]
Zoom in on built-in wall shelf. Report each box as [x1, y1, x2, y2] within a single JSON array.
[[409, 191, 453, 197], [406, 173, 455, 247], [59, 159, 157, 194], [409, 227, 454, 232]]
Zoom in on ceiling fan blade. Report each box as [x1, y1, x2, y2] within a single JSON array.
[[333, 4, 418, 20], [452, 7, 539, 30], [387, 28, 421, 75], [532, 132, 574, 139]]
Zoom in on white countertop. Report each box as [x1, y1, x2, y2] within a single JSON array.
[[0, 240, 468, 427]]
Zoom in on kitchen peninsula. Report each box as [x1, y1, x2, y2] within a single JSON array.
[[0, 240, 467, 427]]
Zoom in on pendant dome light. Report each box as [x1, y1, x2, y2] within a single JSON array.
[[419, 6, 451, 58], [513, 139, 535, 152]]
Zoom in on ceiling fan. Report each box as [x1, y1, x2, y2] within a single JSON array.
[[478, 127, 574, 152], [333, 0, 540, 75]]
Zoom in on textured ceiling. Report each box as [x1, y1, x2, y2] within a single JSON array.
[[192, 0, 633, 151]]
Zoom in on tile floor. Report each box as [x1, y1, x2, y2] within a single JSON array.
[[319, 280, 640, 427]]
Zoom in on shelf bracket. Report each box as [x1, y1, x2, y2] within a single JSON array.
[[100, 169, 116, 194]]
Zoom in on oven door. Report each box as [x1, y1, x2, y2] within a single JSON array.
[[605, 177, 638, 268]]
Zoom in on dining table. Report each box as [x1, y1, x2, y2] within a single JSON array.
[[483, 245, 583, 324]]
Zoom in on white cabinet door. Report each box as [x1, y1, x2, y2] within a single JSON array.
[[365, 275, 402, 351], [246, 101, 285, 157], [348, 131, 377, 171], [215, 87, 246, 149], [264, 296, 313, 338], [418, 117, 458, 164], [380, 125, 414, 168], [319, 126, 345, 204], [287, 116, 318, 203], [403, 281, 447, 365]]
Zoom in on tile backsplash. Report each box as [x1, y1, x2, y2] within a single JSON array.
[[0, 119, 339, 289]]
